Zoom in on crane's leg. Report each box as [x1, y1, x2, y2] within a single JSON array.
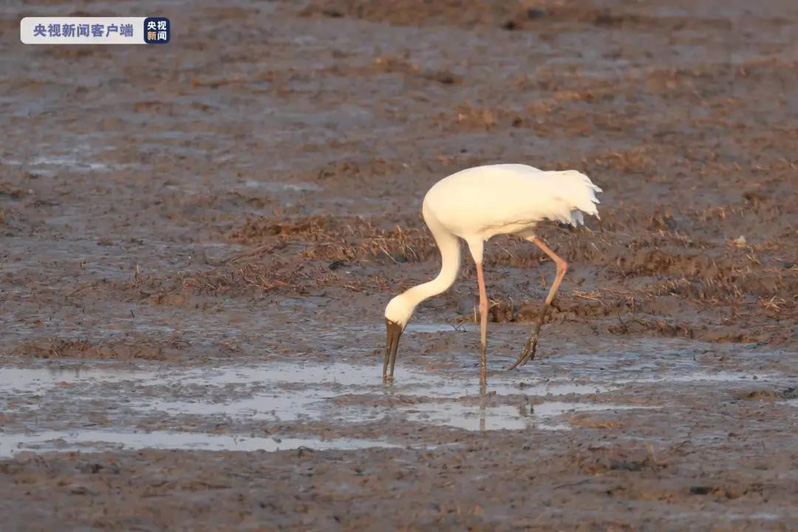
[[476, 262, 489, 389], [508, 236, 568, 369]]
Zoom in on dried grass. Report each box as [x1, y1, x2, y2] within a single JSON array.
[[14, 338, 174, 360], [229, 215, 437, 264]]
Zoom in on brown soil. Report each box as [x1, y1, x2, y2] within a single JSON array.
[[1, 0, 796, 529]]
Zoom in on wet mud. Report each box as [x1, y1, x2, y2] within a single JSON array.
[[1, 0, 797, 529]]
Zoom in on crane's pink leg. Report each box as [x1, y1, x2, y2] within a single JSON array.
[[508, 236, 568, 369], [476, 262, 489, 388]]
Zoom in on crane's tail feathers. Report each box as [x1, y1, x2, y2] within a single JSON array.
[[560, 170, 602, 227]]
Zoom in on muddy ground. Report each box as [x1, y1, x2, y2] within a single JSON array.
[[1, 0, 797, 529]]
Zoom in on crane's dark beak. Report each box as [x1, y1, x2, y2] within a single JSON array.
[[383, 319, 403, 380]]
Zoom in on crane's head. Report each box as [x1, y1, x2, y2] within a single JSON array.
[[383, 294, 415, 380]]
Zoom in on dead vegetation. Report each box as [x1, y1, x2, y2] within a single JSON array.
[[229, 214, 438, 265], [368, 55, 462, 86], [299, 0, 735, 33], [112, 254, 393, 301], [208, 199, 796, 344], [13, 338, 180, 361], [41, 192, 791, 345], [432, 100, 640, 137], [313, 157, 405, 182], [299, 0, 516, 28], [0, 181, 26, 199], [180, 261, 391, 296], [575, 444, 667, 475]]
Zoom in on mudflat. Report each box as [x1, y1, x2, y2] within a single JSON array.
[[1, 0, 796, 529]]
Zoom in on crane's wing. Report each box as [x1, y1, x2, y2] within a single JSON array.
[[424, 164, 602, 237]]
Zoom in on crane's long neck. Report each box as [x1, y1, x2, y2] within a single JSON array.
[[401, 205, 461, 309]]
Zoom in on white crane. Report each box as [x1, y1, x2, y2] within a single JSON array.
[[383, 164, 602, 386]]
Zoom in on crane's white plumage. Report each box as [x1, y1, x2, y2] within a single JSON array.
[[383, 163, 602, 383], [424, 164, 601, 241]]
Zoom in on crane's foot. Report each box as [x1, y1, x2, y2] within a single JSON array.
[[508, 333, 538, 370], [507, 304, 550, 370]]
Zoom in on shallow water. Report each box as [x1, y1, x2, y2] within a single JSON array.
[[2, 353, 791, 457], [242, 180, 321, 192], [0, 360, 627, 455], [616, 371, 782, 384], [405, 401, 659, 432], [0, 430, 397, 458]]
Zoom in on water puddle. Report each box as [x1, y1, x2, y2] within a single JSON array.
[[141, 391, 331, 422], [23, 155, 134, 173], [0, 363, 617, 426], [394, 379, 612, 399], [0, 430, 397, 459], [405, 401, 659, 432], [404, 322, 468, 334], [617, 371, 780, 384], [242, 180, 321, 192], [2, 354, 790, 455], [0, 367, 153, 392]]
